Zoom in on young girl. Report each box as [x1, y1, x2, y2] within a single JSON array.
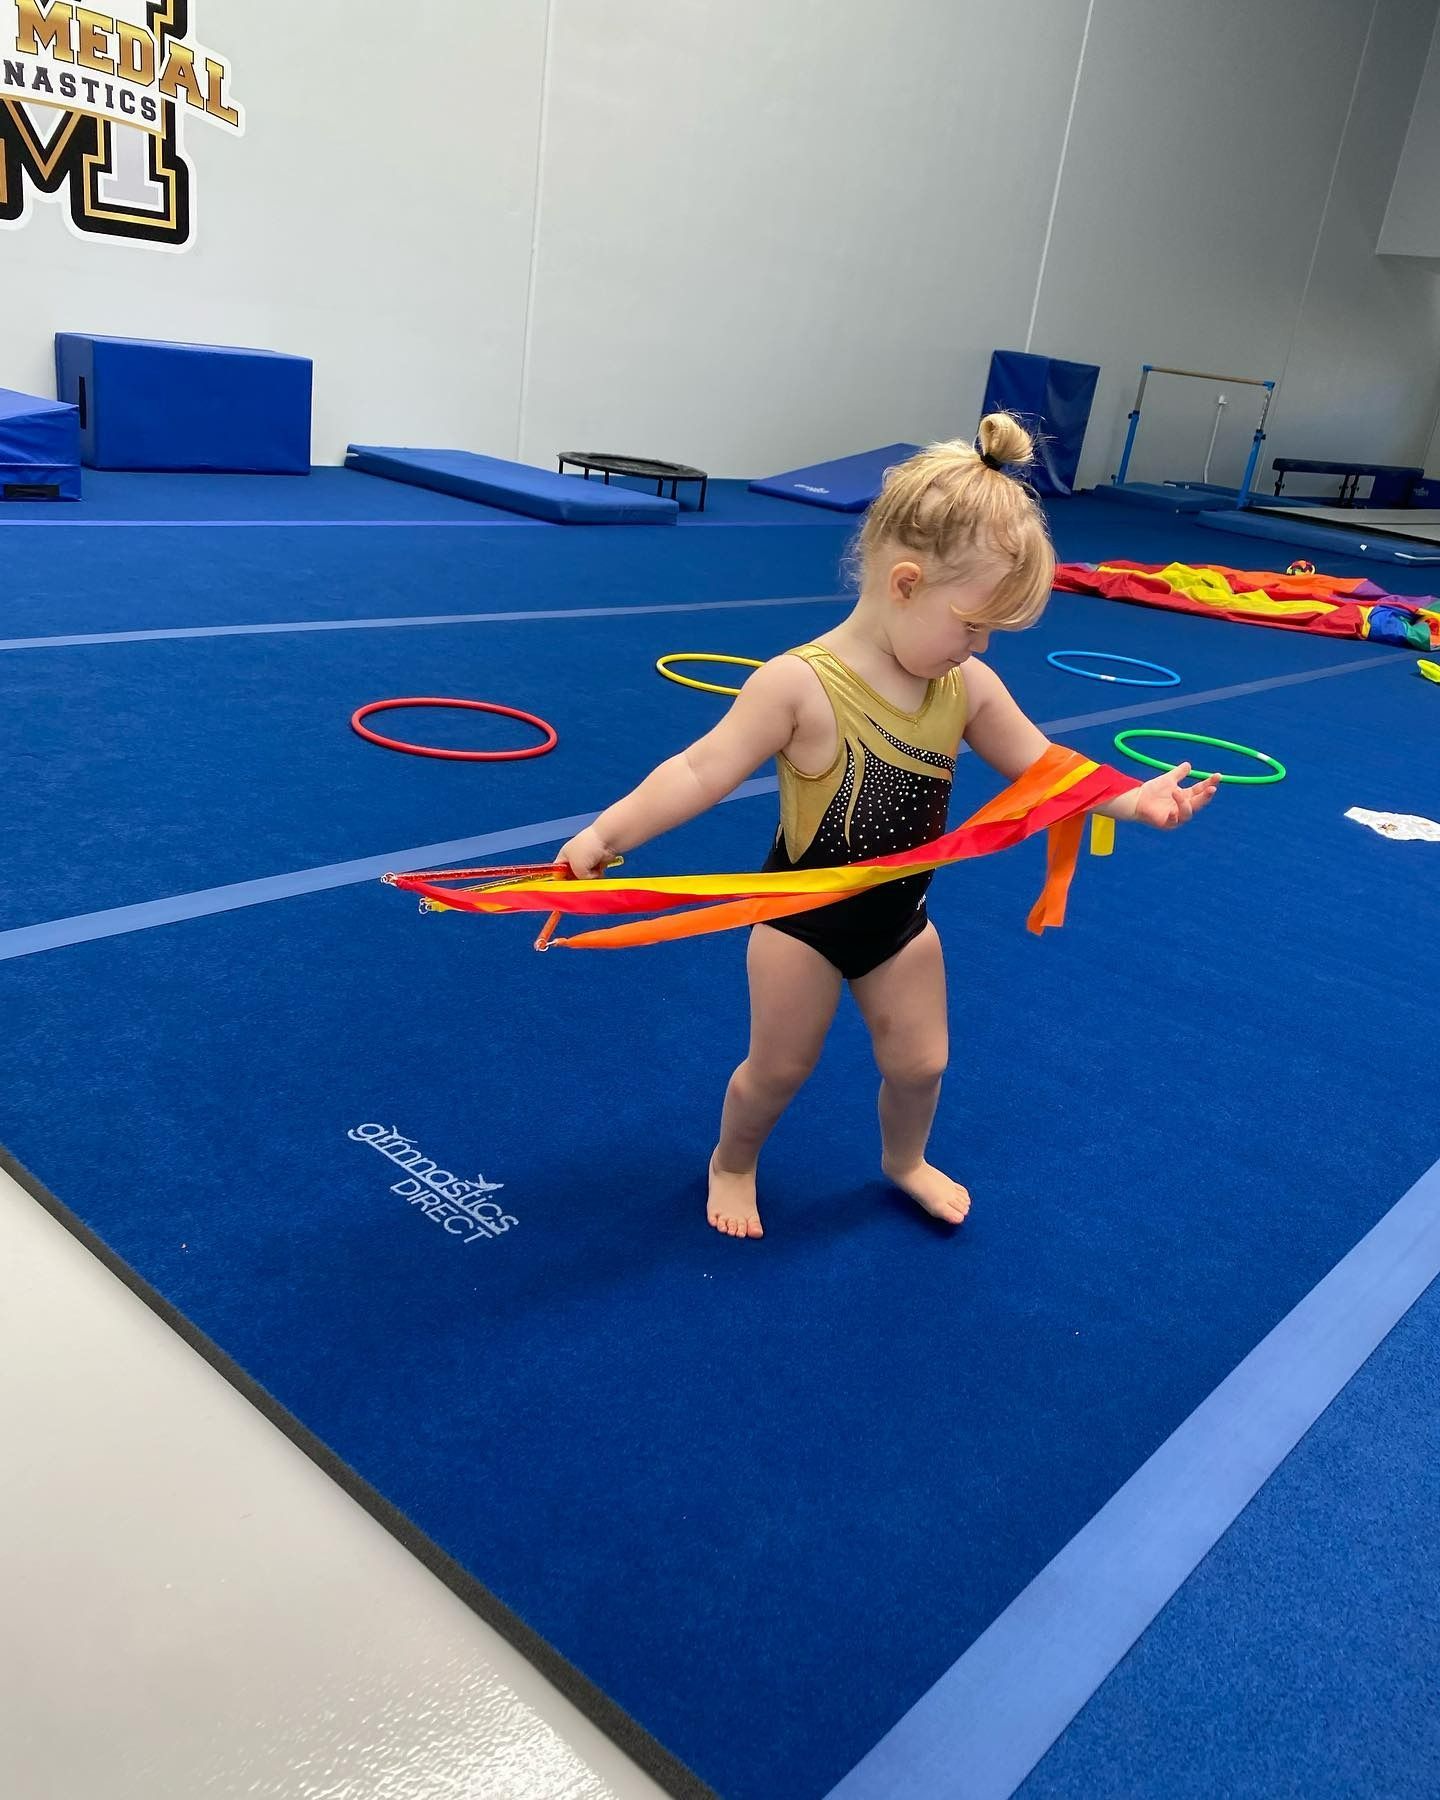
[[559, 415, 1217, 1240]]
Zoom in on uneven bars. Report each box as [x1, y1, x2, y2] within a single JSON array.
[[1115, 362, 1277, 506]]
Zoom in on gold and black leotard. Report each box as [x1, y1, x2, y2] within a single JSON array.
[[760, 643, 968, 979]]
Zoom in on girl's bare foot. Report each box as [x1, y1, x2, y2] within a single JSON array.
[[707, 1153, 764, 1238], [882, 1157, 971, 1225]]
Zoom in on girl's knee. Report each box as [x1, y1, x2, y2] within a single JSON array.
[[739, 1050, 818, 1099], [876, 1040, 948, 1090]]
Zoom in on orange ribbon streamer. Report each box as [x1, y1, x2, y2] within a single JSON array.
[[389, 746, 1140, 950]]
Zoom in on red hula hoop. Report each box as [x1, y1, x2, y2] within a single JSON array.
[[350, 697, 558, 762]]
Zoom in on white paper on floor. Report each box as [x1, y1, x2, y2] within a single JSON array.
[[1345, 807, 1440, 841]]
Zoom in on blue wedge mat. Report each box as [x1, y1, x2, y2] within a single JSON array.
[[347, 446, 678, 524], [0, 387, 81, 500], [0, 467, 537, 523], [3, 517, 1438, 1799], [749, 442, 920, 511]]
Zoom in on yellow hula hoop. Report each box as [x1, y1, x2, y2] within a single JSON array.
[[656, 652, 764, 697]]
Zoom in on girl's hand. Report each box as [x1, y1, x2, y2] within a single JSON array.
[[557, 826, 613, 879], [1132, 761, 1220, 829]]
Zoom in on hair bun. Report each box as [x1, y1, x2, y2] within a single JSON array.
[[976, 412, 1035, 470], [851, 427, 1056, 632]]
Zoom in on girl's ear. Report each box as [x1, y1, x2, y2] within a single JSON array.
[[890, 560, 923, 604]]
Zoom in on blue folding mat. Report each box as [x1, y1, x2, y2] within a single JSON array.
[[1, 511, 1437, 1800], [1200, 506, 1440, 565], [748, 442, 920, 511], [980, 350, 1100, 497], [1091, 483, 1219, 512], [346, 445, 679, 523], [0, 387, 80, 499], [54, 333, 312, 473]]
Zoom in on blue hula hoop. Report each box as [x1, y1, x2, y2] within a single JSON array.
[[1046, 650, 1181, 687]]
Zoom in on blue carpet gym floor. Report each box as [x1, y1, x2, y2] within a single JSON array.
[[1, 475, 1437, 1800]]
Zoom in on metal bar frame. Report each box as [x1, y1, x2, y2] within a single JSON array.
[[1140, 364, 1273, 388], [1113, 362, 1277, 508]]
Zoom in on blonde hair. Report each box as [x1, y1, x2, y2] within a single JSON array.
[[849, 413, 1055, 630]]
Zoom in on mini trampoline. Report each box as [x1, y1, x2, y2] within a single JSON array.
[[558, 451, 709, 511]]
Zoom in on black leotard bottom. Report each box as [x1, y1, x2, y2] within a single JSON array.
[[756, 848, 932, 981]]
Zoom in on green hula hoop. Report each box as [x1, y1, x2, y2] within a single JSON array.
[[1113, 728, 1286, 786]]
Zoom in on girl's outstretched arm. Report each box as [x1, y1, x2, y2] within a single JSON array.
[[960, 657, 1052, 777], [961, 657, 1219, 826], [559, 658, 813, 877]]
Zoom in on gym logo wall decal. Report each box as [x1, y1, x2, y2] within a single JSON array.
[[0, 0, 242, 248], [348, 1124, 520, 1247]]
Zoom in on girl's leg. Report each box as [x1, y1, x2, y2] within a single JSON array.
[[709, 923, 843, 1238], [850, 922, 969, 1224]]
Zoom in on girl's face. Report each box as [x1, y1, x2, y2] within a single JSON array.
[[885, 558, 1001, 680]]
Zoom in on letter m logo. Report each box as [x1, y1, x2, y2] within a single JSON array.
[[1, 0, 193, 247]]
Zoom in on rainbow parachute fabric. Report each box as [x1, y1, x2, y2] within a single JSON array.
[[1054, 559, 1440, 648], [386, 745, 1141, 951]]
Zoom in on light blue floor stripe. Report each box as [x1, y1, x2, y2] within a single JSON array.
[[0, 593, 845, 653], [825, 1156, 1440, 1800], [0, 517, 813, 530], [0, 651, 1405, 966], [0, 518, 542, 529], [0, 780, 779, 964], [1037, 647, 1408, 735]]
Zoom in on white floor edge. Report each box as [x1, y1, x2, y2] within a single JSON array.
[[0, 1165, 666, 1800]]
